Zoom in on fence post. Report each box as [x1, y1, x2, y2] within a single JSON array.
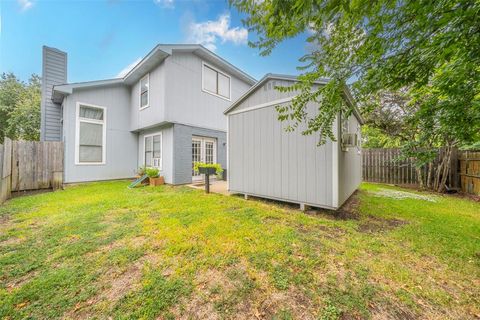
[[1, 138, 12, 204]]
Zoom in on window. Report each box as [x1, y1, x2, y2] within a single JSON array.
[[76, 103, 106, 165], [144, 133, 162, 169], [140, 74, 149, 109], [202, 63, 231, 100]]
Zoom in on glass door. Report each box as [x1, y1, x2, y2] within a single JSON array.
[[192, 136, 217, 182]]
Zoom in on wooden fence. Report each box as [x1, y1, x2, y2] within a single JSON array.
[[459, 150, 480, 195], [362, 148, 419, 185], [0, 138, 63, 204], [362, 148, 478, 195]]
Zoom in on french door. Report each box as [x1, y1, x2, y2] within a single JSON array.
[[192, 136, 217, 181]]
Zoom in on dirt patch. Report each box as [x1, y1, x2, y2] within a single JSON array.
[[169, 267, 236, 320], [257, 287, 317, 320], [63, 253, 159, 319], [370, 301, 417, 320], [11, 189, 53, 199], [308, 191, 360, 221], [5, 270, 39, 292], [0, 236, 25, 248], [358, 217, 408, 234]]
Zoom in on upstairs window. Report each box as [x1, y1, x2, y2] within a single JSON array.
[[202, 63, 231, 100], [76, 104, 106, 165], [140, 74, 149, 109]]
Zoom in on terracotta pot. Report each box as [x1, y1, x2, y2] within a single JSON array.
[[149, 176, 165, 186]]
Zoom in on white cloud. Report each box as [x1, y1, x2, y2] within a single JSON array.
[[17, 0, 33, 11], [153, 0, 174, 9], [187, 13, 248, 51], [116, 57, 142, 78]]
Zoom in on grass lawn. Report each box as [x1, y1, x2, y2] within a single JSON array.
[[0, 181, 479, 319]]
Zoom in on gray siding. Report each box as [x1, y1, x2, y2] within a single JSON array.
[[233, 79, 301, 113], [165, 52, 252, 132], [137, 124, 174, 184], [130, 61, 167, 131], [62, 85, 138, 183], [172, 124, 226, 185], [228, 100, 336, 209], [337, 115, 362, 206], [41, 46, 67, 141]]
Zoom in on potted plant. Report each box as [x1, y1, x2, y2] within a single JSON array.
[[193, 162, 223, 178], [145, 167, 164, 186]]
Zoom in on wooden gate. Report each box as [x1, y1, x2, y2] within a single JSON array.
[[459, 151, 480, 195], [0, 138, 63, 204]]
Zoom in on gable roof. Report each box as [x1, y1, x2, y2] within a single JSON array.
[[224, 73, 364, 124], [52, 44, 256, 102]]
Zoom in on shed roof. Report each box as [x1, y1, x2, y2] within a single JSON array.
[[224, 74, 364, 124]]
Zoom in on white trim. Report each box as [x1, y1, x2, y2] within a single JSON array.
[[143, 131, 163, 170], [201, 61, 232, 101], [226, 116, 230, 190], [139, 73, 150, 110], [227, 96, 295, 116], [331, 115, 339, 208], [75, 102, 107, 166]]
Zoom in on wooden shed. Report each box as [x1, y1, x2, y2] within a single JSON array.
[[224, 74, 364, 210]]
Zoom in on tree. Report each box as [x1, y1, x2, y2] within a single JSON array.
[[0, 73, 41, 143], [231, 0, 480, 191]]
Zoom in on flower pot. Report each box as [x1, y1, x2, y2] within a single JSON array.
[[149, 176, 165, 186]]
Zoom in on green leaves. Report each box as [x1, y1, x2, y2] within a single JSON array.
[[230, 0, 480, 148], [0, 73, 41, 143]]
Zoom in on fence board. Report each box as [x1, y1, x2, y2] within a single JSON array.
[[459, 151, 480, 195], [1, 139, 64, 204]]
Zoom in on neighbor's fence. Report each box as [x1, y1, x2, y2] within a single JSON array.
[[362, 148, 419, 186], [0, 138, 63, 204], [362, 148, 479, 195], [459, 150, 480, 195]]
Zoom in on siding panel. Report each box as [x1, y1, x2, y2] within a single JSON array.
[[41, 46, 67, 141]]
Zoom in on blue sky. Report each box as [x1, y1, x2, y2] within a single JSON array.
[[1, 0, 310, 83]]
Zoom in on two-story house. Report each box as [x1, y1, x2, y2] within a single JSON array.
[[41, 44, 255, 184]]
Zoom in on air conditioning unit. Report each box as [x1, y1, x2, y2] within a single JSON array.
[[342, 133, 357, 148]]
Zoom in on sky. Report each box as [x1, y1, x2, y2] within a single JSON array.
[[0, 0, 310, 83]]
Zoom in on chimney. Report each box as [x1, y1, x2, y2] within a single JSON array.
[[40, 46, 67, 141]]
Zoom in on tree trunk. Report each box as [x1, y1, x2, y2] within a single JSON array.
[[416, 167, 424, 189], [427, 162, 433, 189], [437, 144, 453, 193]]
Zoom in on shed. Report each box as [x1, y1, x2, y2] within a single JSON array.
[[225, 74, 364, 210]]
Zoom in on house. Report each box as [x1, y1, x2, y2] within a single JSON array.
[[224, 74, 364, 210], [40, 44, 256, 184]]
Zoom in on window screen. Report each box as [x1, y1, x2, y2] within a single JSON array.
[[77, 105, 105, 164]]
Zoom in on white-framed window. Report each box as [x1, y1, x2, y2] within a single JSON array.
[[75, 103, 106, 165], [144, 132, 162, 169], [202, 62, 231, 100], [139, 73, 149, 110]]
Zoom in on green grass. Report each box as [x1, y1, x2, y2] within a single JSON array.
[[0, 181, 478, 319]]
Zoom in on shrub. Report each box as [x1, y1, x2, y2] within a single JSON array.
[[145, 167, 160, 178], [193, 162, 223, 178]]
